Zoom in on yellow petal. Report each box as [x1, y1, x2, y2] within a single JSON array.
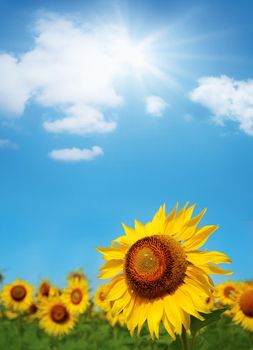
[[99, 260, 123, 279], [137, 300, 150, 335], [97, 245, 127, 260], [163, 295, 183, 334], [199, 264, 233, 275], [162, 314, 176, 340], [183, 225, 218, 250], [179, 209, 207, 241], [147, 299, 163, 338], [187, 251, 231, 265], [107, 277, 127, 301], [173, 289, 204, 320], [111, 290, 131, 314]]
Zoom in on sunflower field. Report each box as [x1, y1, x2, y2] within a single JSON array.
[[1, 203, 253, 350]]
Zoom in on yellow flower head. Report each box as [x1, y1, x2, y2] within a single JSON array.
[[1, 280, 33, 312], [38, 280, 60, 299], [67, 269, 89, 286], [231, 284, 253, 331], [97, 203, 232, 339], [61, 278, 89, 315], [94, 285, 111, 312], [37, 296, 77, 337], [215, 281, 239, 306]]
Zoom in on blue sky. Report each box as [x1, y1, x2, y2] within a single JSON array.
[[0, 0, 253, 290]]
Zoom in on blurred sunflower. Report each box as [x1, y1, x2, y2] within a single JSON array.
[[97, 203, 232, 339], [38, 296, 76, 336], [1, 280, 33, 312], [67, 269, 88, 285], [38, 280, 60, 298], [215, 281, 239, 306], [205, 295, 215, 312], [94, 285, 111, 312], [62, 278, 89, 315], [231, 284, 253, 331]]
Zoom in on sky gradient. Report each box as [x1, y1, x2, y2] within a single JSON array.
[[1, 0, 253, 289]]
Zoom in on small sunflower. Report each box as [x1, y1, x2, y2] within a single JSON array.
[[205, 295, 216, 312], [94, 285, 111, 312], [97, 203, 232, 339], [38, 280, 60, 298], [67, 269, 89, 285], [231, 284, 253, 331], [38, 296, 76, 336], [61, 278, 89, 315], [1, 280, 33, 312], [215, 281, 239, 306]]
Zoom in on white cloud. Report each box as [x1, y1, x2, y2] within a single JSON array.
[[49, 146, 103, 162], [190, 75, 253, 135], [0, 139, 18, 150], [145, 95, 168, 117], [43, 104, 116, 135], [0, 14, 126, 134]]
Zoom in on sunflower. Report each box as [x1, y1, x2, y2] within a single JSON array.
[[1, 280, 33, 312], [231, 284, 253, 331], [38, 280, 60, 298], [97, 203, 232, 339], [67, 269, 89, 285], [205, 295, 216, 312], [215, 281, 239, 306], [38, 296, 76, 336], [61, 278, 89, 315], [94, 285, 111, 312]]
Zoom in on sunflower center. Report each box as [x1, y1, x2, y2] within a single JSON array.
[[125, 235, 187, 299], [51, 304, 69, 324], [240, 290, 253, 318], [70, 289, 83, 305], [29, 304, 38, 315], [10, 285, 27, 301], [224, 286, 235, 298], [40, 282, 50, 297]]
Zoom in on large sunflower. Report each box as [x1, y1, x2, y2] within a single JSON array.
[[1, 280, 33, 312], [61, 278, 89, 315], [97, 203, 232, 339], [38, 296, 76, 336], [215, 281, 239, 306], [231, 284, 253, 331]]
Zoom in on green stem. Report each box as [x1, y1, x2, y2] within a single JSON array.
[[190, 333, 196, 350], [181, 328, 189, 350]]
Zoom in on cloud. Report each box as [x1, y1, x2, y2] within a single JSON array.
[[145, 96, 168, 117], [0, 139, 18, 150], [0, 14, 126, 134], [189, 75, 253, 135], [43, 104, 116, 135], [49, 146, 104, 162]]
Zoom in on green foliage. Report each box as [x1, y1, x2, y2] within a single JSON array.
[[0, 313, 252, 350]]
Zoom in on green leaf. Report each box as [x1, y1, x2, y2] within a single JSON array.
[[190, 309, 226, 336]]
